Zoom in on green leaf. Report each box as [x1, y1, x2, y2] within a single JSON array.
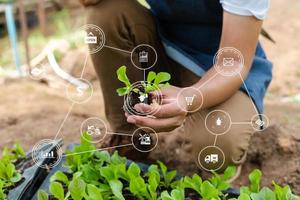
[[147, 71, 156, 83], [109, 180, 125, 200], [116, 87, 129, 96], [50, 171, 69, 185], [12, 143, 26, 158], [6, 163, 15, 179], [87, 184, 103, 200], [250, 187, 276, 200], [200, 181, 219, 200], [223, 166, 237, 181], [50, 182, 65, 200], [238, 193, 251, 200], [69, 178, 86, 200], [249, 169, 262, 193], [161, 189, 184, 200], [127, 162, 141, 178], [154, 72, 171, 86], [117, 66, 131, 87], [37, 190, 49, 200]]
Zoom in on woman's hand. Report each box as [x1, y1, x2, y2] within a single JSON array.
[[125, 86, 190, 132]]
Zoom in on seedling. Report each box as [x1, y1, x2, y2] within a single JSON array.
[[116, 66, 171, 115]]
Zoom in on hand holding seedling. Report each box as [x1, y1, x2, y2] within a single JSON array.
[[116, 66, 204, 132], [126, 85, 189, 132]]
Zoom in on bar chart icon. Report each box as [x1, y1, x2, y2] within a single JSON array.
[[40, 151, 55, 158]]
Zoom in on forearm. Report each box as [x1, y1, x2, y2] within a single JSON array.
[[188, 12, 262, 111]]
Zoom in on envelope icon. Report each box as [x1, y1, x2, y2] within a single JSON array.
[[223, 57, 234, 67]]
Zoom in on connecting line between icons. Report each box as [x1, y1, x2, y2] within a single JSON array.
[[143, 70, 146, 81], [53, 102, 75, 140], [80, 53, 89, 78], [106, 131, 133, 137], [238, 73, 259, 115], [213, 135, 218, 146], [103, 45, 132, 54], [231, 122, 252, 125], [62, 143, 133, 157]]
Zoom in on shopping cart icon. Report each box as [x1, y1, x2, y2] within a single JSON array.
[[185, 95, 196, 106]]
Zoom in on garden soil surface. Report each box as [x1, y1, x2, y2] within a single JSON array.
[[0, 0, 300, 196]]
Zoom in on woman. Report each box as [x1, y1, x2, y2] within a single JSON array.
[[80, 0, 272, 172]]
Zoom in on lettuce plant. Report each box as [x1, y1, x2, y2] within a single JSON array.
[[116, 66, 171, 96]]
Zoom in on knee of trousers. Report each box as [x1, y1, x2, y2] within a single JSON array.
[[84, 0, 156, 47], [191, 126, 254, 172]]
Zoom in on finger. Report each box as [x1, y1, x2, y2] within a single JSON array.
[[134, 103, 184, 118], [126, 115, 182, 132]]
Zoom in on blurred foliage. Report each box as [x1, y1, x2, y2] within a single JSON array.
[[0, 8, 85, 68], [0, 0, 15, 3]]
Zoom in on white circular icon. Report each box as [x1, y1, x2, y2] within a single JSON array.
[[131, 44, 157, 70], [124, 81, 162, 116], [198, 146, 225, 171], [80, 117, 107, 143], [213, 47, 244, 76], [251, 113, 270, 131], [28, 64, 47, 80], [66, 78, 93, 104], [177, 87, 204, 113], [80, 24, 105, 54], [205, 110, 232, 135], [131, 127, 158, 152], [31, 139, 63, 169]]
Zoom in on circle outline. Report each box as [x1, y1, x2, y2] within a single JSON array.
[[176, 87, 204, 113], [31, 139, 62, 169], [123, 81, 162, 116], [66, 78, 94, 104], [251, 113, 270, 131], [213, 47, 244, 77], [80, 117, 108, 144], [131, 127, 158, 153], [80, 24, 106, 54], [197, 145, 225, 172], [205, 109, 232, 136], [130, 44, 158, 70]]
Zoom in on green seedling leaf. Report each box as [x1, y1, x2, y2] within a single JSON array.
[[50, 171, 70, 185], [154, 72, 171, 86], [12, 143, 26, 158], [116, 66, 131, 96], [94, 151, 111, 163], [273, 182, 300, 200], [127, 162, 141, 178], [249, 169, 262, 193], [158, 161, 177, 188], [87, 184, 103, 200], [161, 189, 184, 200], [0, 180, 6, 200], [117, 87, 129, 96], [69, 178, 86, 200], [37, 190, 49, 200], [111, 151, 126, 164], [109, 180, 125, 200], [117, 66, 131, 87], [200, 180, 219, 200], [250, 187, 276, 200], [223, 166, 237, 181], [50, 182, 65, 200], [147, 71, 156, 83], [238, 193, 251, 200]]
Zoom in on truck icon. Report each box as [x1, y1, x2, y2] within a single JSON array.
[[204, 154, 218, 164]]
